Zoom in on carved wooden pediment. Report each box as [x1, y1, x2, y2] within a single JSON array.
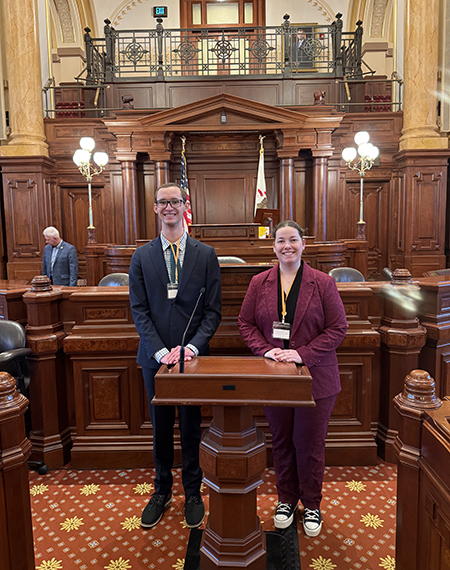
[[138, 93, 312, 131], [104, 93, 343, 156]]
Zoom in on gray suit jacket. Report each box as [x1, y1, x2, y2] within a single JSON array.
[[42, 240, 78, 286], [129, 235, 222, 370]]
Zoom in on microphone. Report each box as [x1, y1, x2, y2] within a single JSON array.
[[179, 287, 205, 373]]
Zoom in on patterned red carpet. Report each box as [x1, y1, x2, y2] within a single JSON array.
[[30, 462, 396, 570]]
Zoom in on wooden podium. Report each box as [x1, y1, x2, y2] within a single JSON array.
[[154, 356, 314, 569]]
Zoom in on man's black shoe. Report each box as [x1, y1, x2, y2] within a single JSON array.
[[184, 495, 205, 528], [141, 492, 172, 528]]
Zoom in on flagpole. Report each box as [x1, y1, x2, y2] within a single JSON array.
[[254, 134, 268, 217], [180, 135, 192, 231]]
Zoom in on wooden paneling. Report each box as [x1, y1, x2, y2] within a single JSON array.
[[8, 274, 450, 472], [418, 279, 450, 398], [323, 159, 340, 240], [0, 283, 28, 323], [0, 156, 57, 280], [0, 373, 35, 570], [1, 98, 442, 286], [105, 78, 339, 109], [395, 383, 450, 570], [80, 363, 131, 428], [59, 275, 379, 467], [8, 179, 37, 249], [294, 157, 309, 231], [61, 186, 104, 251], [203, 175, 249, 223], [391, 150, 449, 274], [170, 132, 279, 227]]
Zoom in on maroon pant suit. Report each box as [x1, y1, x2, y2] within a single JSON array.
[[238, 262, 348, 508]]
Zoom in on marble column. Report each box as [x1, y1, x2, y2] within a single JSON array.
[[0, 0, 48, 156], [399, 0, 447, 150]]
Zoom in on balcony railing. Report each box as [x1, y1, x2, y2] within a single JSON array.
[[83, 13, 363, 84]]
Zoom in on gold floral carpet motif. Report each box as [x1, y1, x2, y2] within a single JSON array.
[[30, 462, 396, 570]]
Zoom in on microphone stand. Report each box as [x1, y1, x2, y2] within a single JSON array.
[[179, 346, 185, 373], [179, 287, 205, 373]]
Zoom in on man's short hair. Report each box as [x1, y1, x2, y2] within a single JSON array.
[[43, 226, 60, 238], [154, 182, 187, 203]]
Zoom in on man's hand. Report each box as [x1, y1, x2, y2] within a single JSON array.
[[171, 345, 195, 361], [161, 346, 196, 365]]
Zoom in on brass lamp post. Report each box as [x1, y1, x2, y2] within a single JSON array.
[[73, 137, 109, 244], [342, 131, 379, 240]]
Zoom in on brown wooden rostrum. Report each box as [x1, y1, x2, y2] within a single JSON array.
[[154, 356, 314, 570]]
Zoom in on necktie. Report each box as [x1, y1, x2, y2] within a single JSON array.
[[50, 247, 58, 275]]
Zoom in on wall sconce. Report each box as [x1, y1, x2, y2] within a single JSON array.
[[220, 111, 227, 125]]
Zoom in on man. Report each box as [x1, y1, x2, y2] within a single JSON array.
[[129, 182, 221, 529], [295, 30, 313, 68], [42, 226, 78, 286]]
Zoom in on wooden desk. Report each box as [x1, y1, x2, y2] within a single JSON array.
[[0, 280, 28, 324]]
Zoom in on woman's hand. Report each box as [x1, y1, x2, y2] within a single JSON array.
[[265, 348, 302, 363], [275, 349, 302, 363], [264, 348, 284, 360]]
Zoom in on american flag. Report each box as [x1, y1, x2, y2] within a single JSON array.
[[180, 136, 192, 230]]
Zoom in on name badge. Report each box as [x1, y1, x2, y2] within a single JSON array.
[[272, 321, 291, 340], [167, 283, 178, 299]]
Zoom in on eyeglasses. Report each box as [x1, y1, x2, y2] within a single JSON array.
[[155, 199, 185, 208]]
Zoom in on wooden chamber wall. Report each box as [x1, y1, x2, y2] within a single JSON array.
[[0, 104, 448, 282]]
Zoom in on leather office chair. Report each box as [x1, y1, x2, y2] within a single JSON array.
[[0, 320, 31, 396], [217, 256, 246, 264], [328, 267, 365, 283], [98, 273, 129, 286], [422, 268, 450, 278]]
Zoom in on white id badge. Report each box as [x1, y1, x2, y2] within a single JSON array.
[[272, 321, 291, 340], [167, 283, 178, 299]]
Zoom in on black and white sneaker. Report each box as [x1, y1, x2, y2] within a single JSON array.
[[303, 508, 322, 537], [274, 502, 297, 529]]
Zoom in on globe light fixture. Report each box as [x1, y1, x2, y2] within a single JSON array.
[[73, 137, 109, 244], [342, 131, 379, 240]]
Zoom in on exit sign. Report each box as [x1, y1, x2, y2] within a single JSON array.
[[153, 6, 168, 17]]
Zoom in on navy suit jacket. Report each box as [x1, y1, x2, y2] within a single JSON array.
[[129, 235, 222, 370], [238, 263, 348, 400], [42, 240, 78, 286]]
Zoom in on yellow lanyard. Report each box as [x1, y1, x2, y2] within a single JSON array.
[[169, 238, 181, 284], [281, 279, 295, 324]]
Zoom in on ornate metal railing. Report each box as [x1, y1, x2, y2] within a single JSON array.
[[340, 21, 363, 79], [83, 13, 363, 84]]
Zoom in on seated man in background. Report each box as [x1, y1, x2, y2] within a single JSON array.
[[42, 226, 78, 286]]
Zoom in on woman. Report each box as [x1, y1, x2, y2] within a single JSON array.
[[237, 221, 348, 537]]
